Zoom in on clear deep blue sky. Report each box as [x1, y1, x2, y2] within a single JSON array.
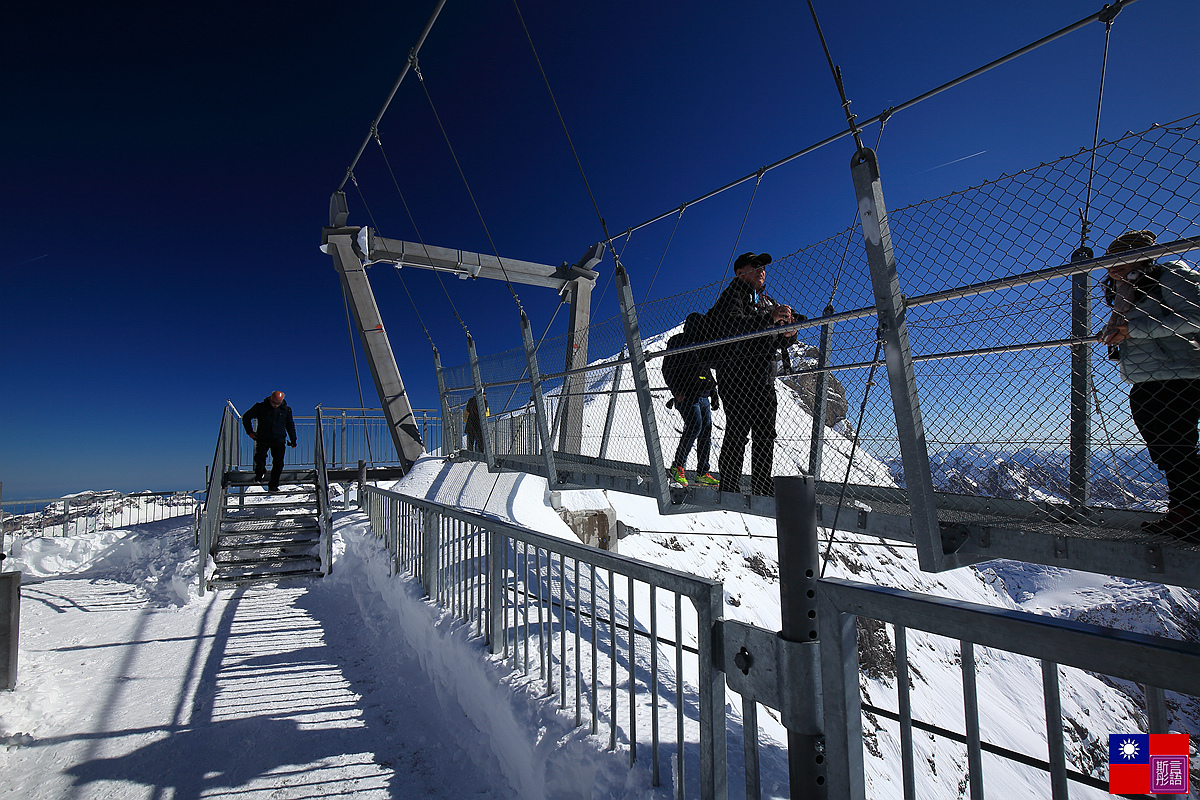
[[4, 0, 1197, 500]]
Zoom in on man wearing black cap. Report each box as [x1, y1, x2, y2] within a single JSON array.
[[707, 252, 799, 496], [1098, 230, 1200, 543]]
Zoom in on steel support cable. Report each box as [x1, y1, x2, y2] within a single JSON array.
[[642, 208, 686, 303], [510, 0, 621, 264], [612, 0, 1139, 242], [349, 176, 438, 350], [499, 296, 567, 415], [1089, 371, 1133, 505], [336, 0, 449, 193], [1079, 7, 1119, 249], [805, 0, 865, 153], [371, 130, 472, 336], [413, 61, 525, 311], [827, 122, 887, 308], [821, 339, 882, 578], [340, 283, 377, 466], [593, 228, 633, 312], [719, 169, 766, 283]]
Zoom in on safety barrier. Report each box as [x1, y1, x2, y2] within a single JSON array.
[[440, 114, 1200, 590], [231, 407, 444, 471], [0, 489, 204, 541], [357, 479, 1200, 800]]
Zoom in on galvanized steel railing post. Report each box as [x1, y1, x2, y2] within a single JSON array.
[[775, 475, 827, 798], [520, 312, 560, 484], [696, 581, 728, 800], [850, 148, 942, 570], [599, 355, 626, 461], [422, 508, 438, 599], [1041, 660, 1069, 800], [809, 306, 835, 478], [1070, 247, 1093, 508], [467, 336, 497, 470], [433, 347, 454, 457], [817, 592, 866, 800], [489, 529, 504, 654], [614, 262, 672, 509]]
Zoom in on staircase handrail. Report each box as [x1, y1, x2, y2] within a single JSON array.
[[197, 405, 237, 595], [314, 407, 334, 574]]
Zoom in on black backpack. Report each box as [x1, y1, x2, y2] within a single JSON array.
[[662, 313, 717, 398]]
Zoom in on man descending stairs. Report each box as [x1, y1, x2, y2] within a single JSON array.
[[208, 471, 326, 589]]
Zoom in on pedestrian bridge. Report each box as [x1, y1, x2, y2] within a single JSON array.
[[426, 116, 1200, 592]]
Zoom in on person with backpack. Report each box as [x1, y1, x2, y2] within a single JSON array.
[[662, 313, 720, 487], [707, 252, 800, 496], [1098, 229, 1200, 543]]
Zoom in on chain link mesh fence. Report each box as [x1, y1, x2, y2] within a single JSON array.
[[438, 114, 1200, 539]]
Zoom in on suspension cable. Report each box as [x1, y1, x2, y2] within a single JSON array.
[[642, 207, 686, 302], [805, 0, 865, 152], [614, 0, 1137, 241], [336, 0, 449, 193], [821, 339, 883, 577], [510, 0, 619, 258], [370, 130, 472, 336], [413, 58, 525, 311], [720, 169, 767, 282], [349, 176, 438, 349], [1079, 5, 1120, 249], [340, 285, 376, 465], [593, 229, 633, 312]]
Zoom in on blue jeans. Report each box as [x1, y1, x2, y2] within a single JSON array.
[[671, 396, 712, 473]]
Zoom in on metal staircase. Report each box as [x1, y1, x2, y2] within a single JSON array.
[[198, 404, 335, 593], [209, 473, 324, 587]]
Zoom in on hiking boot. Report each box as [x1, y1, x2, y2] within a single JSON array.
[[1142, 509, 1200, 544], [695, 472, 719, 487], [668, 466, 688, 487]]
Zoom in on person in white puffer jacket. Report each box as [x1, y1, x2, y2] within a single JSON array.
[[1098, 229, 1200, 542]]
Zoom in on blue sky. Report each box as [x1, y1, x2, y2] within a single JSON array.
[[4, 0, 1198, 500]]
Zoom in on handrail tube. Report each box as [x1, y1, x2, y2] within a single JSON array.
[[820, 577, 1200, 695], [363, 485, 719, 600], [636, 236, 1200, 365]]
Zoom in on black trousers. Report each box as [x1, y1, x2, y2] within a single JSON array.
[[253, 439, 286, 489], [465, 420, 483, 452], [717, 378, 777, 496], [1129, 378, 1200, 513]]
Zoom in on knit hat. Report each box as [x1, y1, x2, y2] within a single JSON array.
[[734, 252, 772, 271], [1106, 230, 1156, 255]]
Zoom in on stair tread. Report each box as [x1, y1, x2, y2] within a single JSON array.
[[208, 569, 324, 589]]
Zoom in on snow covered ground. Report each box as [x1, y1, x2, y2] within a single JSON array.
[[2, 458, 1197, 798], [0, 512, 651, 800]]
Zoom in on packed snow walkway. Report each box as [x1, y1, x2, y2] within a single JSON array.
[[0, 516, 519, 800]]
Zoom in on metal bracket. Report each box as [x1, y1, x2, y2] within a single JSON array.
[[940, 522, 971, 554], [1145, 543, 1164, 574], [718, 619, 822, 734]]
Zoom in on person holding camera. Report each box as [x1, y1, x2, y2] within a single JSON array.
[[1098, 229, 1200, 543], [707, 252, 801, 496]]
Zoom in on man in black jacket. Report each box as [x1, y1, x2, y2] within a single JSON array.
[[708, 252, 799, 496], [243, 391, 297, 491]]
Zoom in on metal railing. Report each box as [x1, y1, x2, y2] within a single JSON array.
[[197, 404, 238, 595], [314, 407, 335, 573], [0, 490, 204, 541], [232, 407, 444, 470], [357, 478, 1200, 800], [361, 484, 726, 799]]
